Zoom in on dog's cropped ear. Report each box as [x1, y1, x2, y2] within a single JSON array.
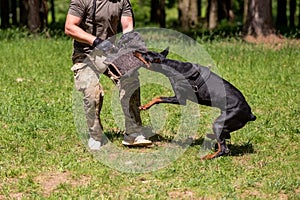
[[133, 50, 151, 68], [160, 47, 169, 58]]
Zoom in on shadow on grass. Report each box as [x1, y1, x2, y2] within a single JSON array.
[[104, 130, 124, 142], [189, 137, 255, 157], [227, 142, 255, 156], [104, 131, 255, 156]]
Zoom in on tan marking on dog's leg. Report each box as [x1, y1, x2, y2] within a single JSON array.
[[201, 142, 222, 160], [139, 97, 163, 110], [133, 52, 151, 68]]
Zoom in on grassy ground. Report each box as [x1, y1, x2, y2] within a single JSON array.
[[0, 36, 299, 199]]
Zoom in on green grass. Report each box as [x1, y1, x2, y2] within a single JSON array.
[[0, 36, 299, 199]]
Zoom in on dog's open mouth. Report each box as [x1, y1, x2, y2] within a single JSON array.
[[133, 51, 151, 68]]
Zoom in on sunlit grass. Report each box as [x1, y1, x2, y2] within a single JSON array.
[[0, 37, 299, 199]]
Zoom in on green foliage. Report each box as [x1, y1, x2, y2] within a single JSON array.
[[0, 35, 299, 199], [131, 0, 152, 27], [45, 0, 300, 38]]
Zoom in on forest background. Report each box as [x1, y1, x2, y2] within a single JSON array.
[[1, 0, 300, 199], [1, 0, 300, 41]]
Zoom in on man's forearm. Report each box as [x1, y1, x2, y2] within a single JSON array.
[[121, 16, 134, 34], [65, 15, 96, 46], [66, 25, 96, 45]]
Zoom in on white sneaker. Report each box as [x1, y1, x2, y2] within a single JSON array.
[[122, 135, 152, 147], [88, 138, 101, 150]]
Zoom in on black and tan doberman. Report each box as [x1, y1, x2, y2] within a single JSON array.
[[133, 48, 256, 160]]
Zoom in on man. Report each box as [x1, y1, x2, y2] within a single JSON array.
[[65, 0, 152, 150]]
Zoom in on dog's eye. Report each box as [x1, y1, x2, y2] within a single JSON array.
[[153, 58, 161, 63], [144, 55, 152, 62]]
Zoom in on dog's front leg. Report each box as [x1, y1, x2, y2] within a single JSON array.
[[139, 97, 164, 110], [139, 96, 180, 110]]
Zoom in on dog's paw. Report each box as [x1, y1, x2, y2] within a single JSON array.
[[139, 105, 148, 110], [201, 150, 230, 160], [201, 153, 220, 160]]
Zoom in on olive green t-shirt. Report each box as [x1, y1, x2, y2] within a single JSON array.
[[68, 0, 134, 63]]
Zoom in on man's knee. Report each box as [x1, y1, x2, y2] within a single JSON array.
[[84, 84, 104, 107]]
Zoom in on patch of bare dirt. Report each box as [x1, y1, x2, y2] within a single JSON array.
[[34, 171, 91, 196], [168, 189, 197, 200], [240, 185, 270, 200], [243, 34, 285, 44], [0, 178, 23, 200], [0, 171, 91, 199], [243, 34, 300, 50], [0, 193, 23, 200]]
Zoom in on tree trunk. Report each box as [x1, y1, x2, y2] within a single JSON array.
[[208, 0, 218, 30], [11, 0, 18, 25], [150, 0, 166, 27], [178, 0, 189, 30], [276, 0, 287, 29], [189, 0, 198, 27], [198, 0, 202, 18], [299, 2, 300, 28], [243, 0, 275, 37], [50, 0, 55, 24], [0, 0, 9, 28], [28, 0, 41, 32], [217, 0, 234, 22], [158, 0, 166, 28], [178, 0, 198, 31], [20, 0, 48, 32], [20, 0, 29, 27], [243, 0, 248, 23], [289, 0, 296, 28], [40, 0, 48, 29], [150, 0, 159, 23]]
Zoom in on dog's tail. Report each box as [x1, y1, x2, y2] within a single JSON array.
[[249, 113, 256, 121]]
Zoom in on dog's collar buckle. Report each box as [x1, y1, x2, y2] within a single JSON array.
[[192, 85, 199, 92]]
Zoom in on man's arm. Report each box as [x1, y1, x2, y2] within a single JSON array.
[[121, 16, 134, 34], [64, 14, 96, 46]]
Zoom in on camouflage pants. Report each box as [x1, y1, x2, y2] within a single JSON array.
[[71, 55, 142, 142], [119, 74, 142, 134]]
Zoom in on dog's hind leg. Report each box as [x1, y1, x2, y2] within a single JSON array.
[[201, 107, 255, 160], [201, 111, 231, 160], [201, 136, 230, 160], [202, 117, 231, 160], [201, 139, 230, 160]]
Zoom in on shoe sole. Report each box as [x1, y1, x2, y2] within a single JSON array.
[[122, 140, 152, 147]]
